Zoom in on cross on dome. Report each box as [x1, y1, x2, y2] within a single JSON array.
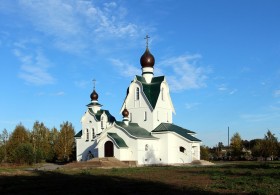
[[144, 35, 150, 48], [92, 79, 96, 90]]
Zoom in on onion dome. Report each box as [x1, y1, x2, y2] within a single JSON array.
[[140, 48, 155, 68], [122, 108, 129, 118], [90, 90, 98, 101]]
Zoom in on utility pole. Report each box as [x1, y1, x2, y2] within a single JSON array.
[[228, 126, 230, 147]]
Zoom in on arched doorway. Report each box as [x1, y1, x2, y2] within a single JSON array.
[[104, 141, 114, 157]]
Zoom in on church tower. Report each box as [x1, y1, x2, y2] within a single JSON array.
[[140, 35, 155, 84], [121, 35, 175, 131]]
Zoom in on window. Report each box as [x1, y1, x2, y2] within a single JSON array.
[[167, 112, 169, 122], [144, 111, 147, 121], [179, 146, 186, 153], [161, 87, 165, 101], [92, 128, 95, 140], [135, 87, 140, 100], [86, 129, 89, 140], [157, 111, 159, 121], [130, 113, 132, 122], [101, 117, 104, 129], [145, 144, 148, 151]]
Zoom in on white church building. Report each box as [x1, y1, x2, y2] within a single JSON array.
[[75, 37, 201, 165]]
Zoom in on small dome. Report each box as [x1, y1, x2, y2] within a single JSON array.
[[90, 90, 98, 101], [122, 108, 129, 118], [140, 48, 155, 68]]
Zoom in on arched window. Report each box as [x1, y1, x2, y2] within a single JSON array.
[[157, 111, 159, 121], [130, 113, 132, 122], [101, 116, 104, 129], [92, 128, 95, 140], [179, 146, 186, 153], [162, 87, 165, 101], [86, 129, 89, 141], [145, 144, 149, 151], [135, 87, 140, 100], [144, 111, 147, 121]]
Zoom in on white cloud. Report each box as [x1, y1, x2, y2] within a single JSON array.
[[274, 89, 280, 97], [74, 80, 90, 89], [158, 54, 209, 92], [52, 91, 65, 96], [229, 89, 238, 95], [240, 113, 280, 122], [110, 58, 140, 77], [218, 84, 227, 91], [14, 48, 55, 85], [217, 84, 237, 95], [18, 0, 142, 53], [185, 102, 201, 110]]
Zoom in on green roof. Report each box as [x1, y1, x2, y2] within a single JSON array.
[[88, 108, 116, 123], [115, 121, 156, 139], [86, 102, 102, 107], [152, 123, 201, 142], [74, 130, 82, 138], [108, 133, 128, 148], [136, 75, 165, 109]]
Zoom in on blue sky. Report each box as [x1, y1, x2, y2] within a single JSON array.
[[1, 0, 280, 147]]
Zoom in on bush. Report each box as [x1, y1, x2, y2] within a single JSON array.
[[11, 143, 34, 165]]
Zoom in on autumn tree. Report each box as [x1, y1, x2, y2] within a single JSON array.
[[55, 122, 75, 162], [47, 127, 59, 162], [6, 124, 32, 163], [200, 145, 210, 160], [7, 123, 29, 162], [250, 139, 263, 158], [30, 121, 51, 163], [230, 132, 243, 159], [261, 130, 278, 160], [0, 129, 9, 162]]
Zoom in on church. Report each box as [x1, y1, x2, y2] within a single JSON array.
[[74, 37, 201, 165]]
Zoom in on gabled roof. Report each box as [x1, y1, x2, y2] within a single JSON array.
[[88, 108, 116, 123], [115, 121, 156, 139], [74, 130, 82, 138], [107, 133, 128, 148], [136, 75, 165, 109], [152, 123, 201, 142]]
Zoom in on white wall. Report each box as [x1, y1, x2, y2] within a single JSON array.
[[153, 132, 201, 164]]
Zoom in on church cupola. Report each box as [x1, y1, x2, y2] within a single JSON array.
[[122, 107, 129, 125], [87, 79, 102, 113], [90, 90, 98, 102], [141, 35, 155, 84]]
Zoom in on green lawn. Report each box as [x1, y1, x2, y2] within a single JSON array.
[[0, 161, 280, 194]]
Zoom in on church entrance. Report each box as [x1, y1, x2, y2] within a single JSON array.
[[104, 141, 114, 157]]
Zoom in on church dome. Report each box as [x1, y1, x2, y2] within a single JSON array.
[[122, 108, 129, 118], [140, 48, 155, 68], [90, 90, 98, 101]]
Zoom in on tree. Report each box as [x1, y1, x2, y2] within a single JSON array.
[[200, 145, 210, 160], [11, 143, 34, 164], [230, 132, 243, 159], [30, 121, 51, 163], [250, 139, 263, 158], [0, 129, 9, 162], [46, 127, 59, 162], [261, 130, 278, 160], [55, 122, 75, 162], [6, 123, 30, 162]]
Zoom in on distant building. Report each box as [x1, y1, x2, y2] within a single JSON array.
[[74, 37, 201, 165]]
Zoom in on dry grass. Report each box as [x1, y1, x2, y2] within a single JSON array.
[[0, 161, 280, 194]]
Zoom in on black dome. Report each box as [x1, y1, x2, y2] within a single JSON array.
[[140, 48, 155, 68]]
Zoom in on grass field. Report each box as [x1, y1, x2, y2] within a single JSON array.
[[0, 161, 280, 194]]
